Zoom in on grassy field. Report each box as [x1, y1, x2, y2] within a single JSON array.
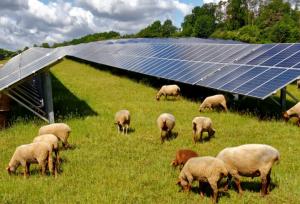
[[0, 59, 300, 203]]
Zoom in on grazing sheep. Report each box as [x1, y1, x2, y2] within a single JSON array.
[[216, 144, 280, 196], [171, 149, 198, 170], [192, 116, 215, 143], [38, 123, 71, 148], [157, 113, 175, 143], [199, 94, 227, 112], [114, 110, 130, 135], [283, 102, 300, 126], [6, 142, 54, 177], [156, 85, 180, 101], [177, 156, 228, 203], [33, 134, 60, 174]]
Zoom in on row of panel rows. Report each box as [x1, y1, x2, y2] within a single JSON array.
[[73, 51, 300, 99], [99, 43, 300, 69]]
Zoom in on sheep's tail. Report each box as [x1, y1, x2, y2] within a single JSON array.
[[48, 148, 54, 175]]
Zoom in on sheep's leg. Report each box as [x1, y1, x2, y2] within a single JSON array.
[[297, 117, 300, 127], [221, 102, 228, 112], [224, 174, 232, 191], [233, 177, 243, 195], [161, 131, 164, 144], [260, 171, 270, 196], [266, 170, 271, 195], [200, 131, 203, 143], [40, 160, 46, 176], [199, 181, 205, 198], [193, 130, 197, 143], [208, 179, 218, 204], [24, 163, 30, 178], [55, 150, 60, 173]]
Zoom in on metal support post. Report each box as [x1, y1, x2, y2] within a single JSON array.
[[280, 87, 286, 112], [42, 71, 54, 123]]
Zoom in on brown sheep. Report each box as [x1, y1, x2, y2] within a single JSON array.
[[38, 123, 71, 148], [217, 144, 280, 196], [199, 94, 227, 112], [171, 149, 198, 170], [177, 156, 228, 203], [6, 142, 54, 178], [283, 102, 300, 126], [156, 85, 180, 101], [114, 110, 131, 135], [157, 113, 175, 143], [192, 116, 215, 143]]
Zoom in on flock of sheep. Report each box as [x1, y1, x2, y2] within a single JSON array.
[[8, 82, 300, 203], [114, 84, 284, 203], [6, 123, 71, 178]]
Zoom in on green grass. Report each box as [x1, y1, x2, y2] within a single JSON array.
[[0, 59, 300, 203]]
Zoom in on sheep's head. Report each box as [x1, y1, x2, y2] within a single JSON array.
[[6, 166, 14, 175], [282, 112, 290, 121], [170, 160, 177, 167], [176, 179, 191, 192], [156, 93, 160, 101]]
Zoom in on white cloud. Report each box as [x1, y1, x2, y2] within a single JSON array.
[[0, 0, 194, 50]]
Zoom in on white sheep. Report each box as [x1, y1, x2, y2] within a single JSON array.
[[114, 110, 130, 135], [199, 94, 227, 112], [192, 116, 215, 143], [157, 113, 175, 143], [216, 144, 280, 196], [6, 142, 54, 177], [177, 156, 228, 203], [33, 134, 60, 174], [38, 123, 71, 148], [283, 102, 300, 126], [156, 85, 180, 101]]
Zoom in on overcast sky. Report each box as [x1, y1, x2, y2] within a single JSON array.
[[0, 0, 218, 51]]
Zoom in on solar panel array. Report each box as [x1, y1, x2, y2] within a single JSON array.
[[1, 38, 300, 100]]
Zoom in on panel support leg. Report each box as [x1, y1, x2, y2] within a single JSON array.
[[42, 71, 54, 123], [280, 87, 286, 112]]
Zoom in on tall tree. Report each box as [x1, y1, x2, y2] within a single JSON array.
[[161, 20, 177, 37], [226, 0, 248, 30]]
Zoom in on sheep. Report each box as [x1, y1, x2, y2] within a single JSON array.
[[38, 123, 71, 148], [114, 110, 130, 135], [192, 116, 215, 143], [199, 94, 227, 112], [297, 80, 300, 88], [33, 134, 60, 174], [6, 142, 54, 178], [157, 113, 175, 143], [283, 102, 300, 126], [177, 156, 228, 203], [216, 144, 280, 196], [156, 85, 180, 101], [171, 149, 198, 170]]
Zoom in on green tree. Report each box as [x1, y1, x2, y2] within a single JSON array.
[[193, 15, 216, 37], [137, 21, 162, 37], [226, 0, 248, 30], [161, 20, 177, 37]]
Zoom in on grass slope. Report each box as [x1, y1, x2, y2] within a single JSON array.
[[0, 59, 300, 203]]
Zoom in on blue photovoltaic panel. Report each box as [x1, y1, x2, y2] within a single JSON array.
[[2, 38, 300, 100], [232, 68, 285, 94], [249, 69, 300, 98], [208, 65, 253, 89], [220, 66, 268, 91]]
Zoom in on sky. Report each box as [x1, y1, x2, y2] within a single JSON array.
[[0, 0, 224, 51]]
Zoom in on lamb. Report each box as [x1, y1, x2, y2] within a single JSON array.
[[283, 102, 300, 126], [38, 123, 71, 148], [157, 113, 175, 143], [192, 116, 215, 143], [156, 85, 180, 101], [114, 110, 130, 135], [6, 142, 54, 178], [33, 134, 60, 173], [216, 144, 280, 196], [199, 94, 227, 112], [177, 156, 228, 203], [171, 149, 198, 170]]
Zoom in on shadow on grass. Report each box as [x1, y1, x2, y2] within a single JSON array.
[[187, 183, 230, 201], [67, 57, 298, 121], [228, 180, 277, 194], [7, 72, 98, 125]]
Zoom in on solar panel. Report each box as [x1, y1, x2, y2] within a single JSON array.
[[2, 38, 300, 100]]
